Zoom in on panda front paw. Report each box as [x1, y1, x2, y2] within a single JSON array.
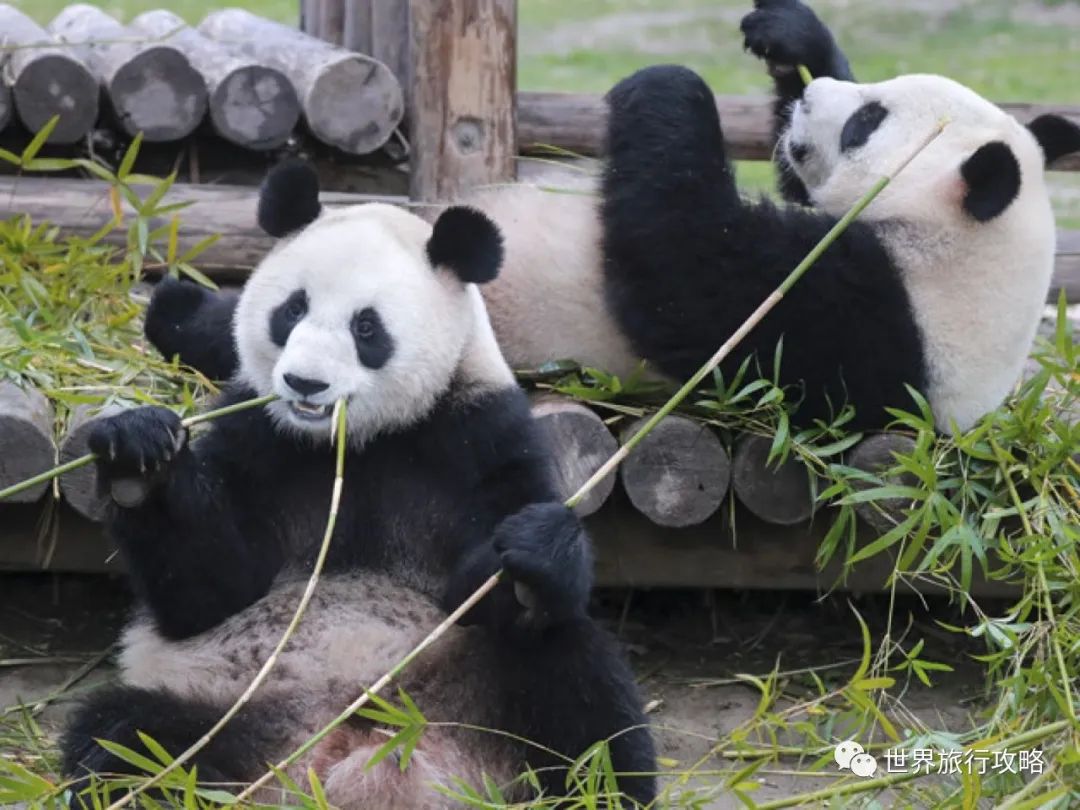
[[740, 0, 838, 77], [88, 407, 187, 506], [492, 502, 594, 628], [145, 278, 240, 381]]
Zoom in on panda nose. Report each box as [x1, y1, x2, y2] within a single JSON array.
[[283, 373, 330, 397]]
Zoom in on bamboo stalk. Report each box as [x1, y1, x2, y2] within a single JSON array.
[[0, 393, 278, 502], [104, 399, 348, 810], [233, 119, 949, 804]]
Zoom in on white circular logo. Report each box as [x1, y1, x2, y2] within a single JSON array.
[[834, 741, 878, 777]]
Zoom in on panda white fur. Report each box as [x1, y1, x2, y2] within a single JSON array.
[[143, 0, 1080, 434], [61, 164, 656, 808]]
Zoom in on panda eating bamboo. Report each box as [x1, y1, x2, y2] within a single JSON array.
[[60, 168, 657, 808]]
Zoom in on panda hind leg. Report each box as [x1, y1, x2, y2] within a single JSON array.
[[61, 686, 275, 800]]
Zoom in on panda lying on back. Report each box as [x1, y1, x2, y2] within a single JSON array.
[[145, 0, 1080, 433], [62, 165, 656, 807]]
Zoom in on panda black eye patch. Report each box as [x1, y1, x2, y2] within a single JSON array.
[[840, 101, 889, 153], [351, 307, 394, 369], [269, 289, 308, 346]]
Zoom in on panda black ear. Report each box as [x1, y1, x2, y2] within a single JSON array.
[[257, 159, 322, 237], [960, 141, 1020, 223], [1027, 114, 1080, 167], [426, 206, 503, 285]]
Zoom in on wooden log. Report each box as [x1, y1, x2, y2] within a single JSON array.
[[0, 71, 11, 134], [618, 415, 729, 528], [1049, 229, 1080, 303], [530, 396, 618, 517], [0, 382, 55, 503], [58, 402, 126, 521], [846, 433, 919, 532], [0, 5, 98, 144], [129, 11, 300, 151], [515, 92, 1080, 170], [731, 434, 817, 526], [48, 4, 207, 142], [407, 0, 517, 202], [343, 0, 410, 112], [199, 9, 403, 155], [2, 175, 1076, 298]]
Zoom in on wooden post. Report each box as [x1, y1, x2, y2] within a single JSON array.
[[530, 396, 618, 517], [130, 11, 300, 151], [0, 4, 98, 144], [48, 4, 207, 142], [199, 9, 403, 156], [731, 434, 817, 526], [847, 433, 919, 531], [407, 0, 517, 202], [58, 402, 126, 521], [0, 382, 55, 503], [618, 415, 729, 528]]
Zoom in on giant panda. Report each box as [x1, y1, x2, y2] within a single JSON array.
[[144, 0, 1080, 433], [61, 162, 657, 808]]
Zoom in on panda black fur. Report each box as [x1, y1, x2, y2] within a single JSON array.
[[141, 0, 1080, 434], [61, 167, 656, 807]]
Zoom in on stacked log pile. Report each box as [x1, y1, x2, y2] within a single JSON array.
[[0, 3, 403, 154]]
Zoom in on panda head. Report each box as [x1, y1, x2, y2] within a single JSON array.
[[781, 73, 1080, 225], [235, 160, 512, 444]]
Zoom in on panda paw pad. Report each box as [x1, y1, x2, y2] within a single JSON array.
[[88, 407, 186, 486]]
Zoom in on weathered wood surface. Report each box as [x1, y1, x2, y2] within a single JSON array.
[[847, 433, 919, 532], [199, 9, 403, 155], [57, 402, 125, 522], [531, 396, 618, 516], [516, 92, 1080, 170], [408, 0, 517, 202], [732, 434, 817, 526], [1, 176, 1077, 301], [48, 4, 207, 142], [618, 415, 729, 527], [0, 382, 55, 503], [130, 11, 300, 151], [0, 68, 11, 133], [0, 4, 98, 143], [342, 0, 410, 114]]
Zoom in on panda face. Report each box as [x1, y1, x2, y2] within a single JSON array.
[[781, 74, 1048, 227], [234, 204, 478, 443]]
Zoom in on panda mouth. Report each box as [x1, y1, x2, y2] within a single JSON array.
[[288, 401, 333, 421]]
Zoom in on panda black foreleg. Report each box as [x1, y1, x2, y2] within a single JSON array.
[[740, 0, 855, 203], [144, 277, 241, 381], [90, 405, 282, 639], [61, 686, 274, 803]]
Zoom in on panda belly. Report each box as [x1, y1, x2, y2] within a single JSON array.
[[119, 573, 523, 808], [461, 179, 653, 380]]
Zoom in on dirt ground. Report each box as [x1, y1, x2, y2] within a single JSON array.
[[0, 574, 993, 807]]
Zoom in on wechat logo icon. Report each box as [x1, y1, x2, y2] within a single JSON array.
[[835, 740, 878, 778]]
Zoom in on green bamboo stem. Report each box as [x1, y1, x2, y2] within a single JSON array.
[[105, 398, 348, 810], [798, 64, 814, 86], [235, 120, 949, 805], [0, 393, 278, 502]]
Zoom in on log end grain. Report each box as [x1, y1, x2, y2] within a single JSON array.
[[12, 54, 100, 144], [210, 64, 300, 150], [58, 402, 126, 521], [307, 56, 403, 154], [731, 434, 817, 526], [109, 46, 208, 142], [531, 397, 618, 517], [0, 383, 55, 503]]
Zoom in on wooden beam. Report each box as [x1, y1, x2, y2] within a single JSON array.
[[0, 5, 98, 144], [0, 176, 1075, 303], [48, 5, 207, 142], [130, 11, 300, 151], [731, 434, 817, 526], [199, 9, 403, 155], [516, 92, 1080, 170], [618, 415, 729, 527], [407, 0, 517, 202], [531, 396, 618, 517]]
